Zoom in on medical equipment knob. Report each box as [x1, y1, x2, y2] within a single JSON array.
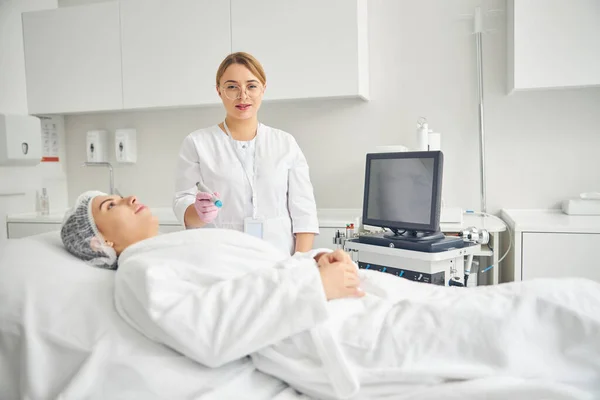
[[459, 226, 490, 245]]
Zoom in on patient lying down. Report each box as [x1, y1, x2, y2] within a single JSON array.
[[61, 192, 600, 399]]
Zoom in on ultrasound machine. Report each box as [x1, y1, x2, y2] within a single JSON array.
[[344, 151, 479, 287]]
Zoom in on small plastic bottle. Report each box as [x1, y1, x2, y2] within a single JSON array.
[[40, 188, 49, 216], [416, 117, 428, 151], [347, 223, 355, 238]]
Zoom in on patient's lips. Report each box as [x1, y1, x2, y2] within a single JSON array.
[[135, 204, 147, 214]]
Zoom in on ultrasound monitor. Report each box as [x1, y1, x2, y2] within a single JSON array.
[[362, 151, 444, 242]]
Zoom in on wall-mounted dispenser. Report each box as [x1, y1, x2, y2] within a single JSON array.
[[114, 128, 137, 164], [0, 113, 42, 166], [86, 130, 108, 163]]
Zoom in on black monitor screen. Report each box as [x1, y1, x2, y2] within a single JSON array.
[[363, 151, 443, 232]]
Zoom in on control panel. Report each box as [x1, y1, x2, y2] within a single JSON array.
[[358, 262, 446, 285]]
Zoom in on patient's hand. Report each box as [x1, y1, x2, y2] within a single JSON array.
[[313, 252, 328, 264], [318, 250, 364, 301], [314, 249, 353, 265], [322, 249, 354, 266]]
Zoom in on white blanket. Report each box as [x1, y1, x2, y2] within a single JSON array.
[[0, 232, 309, 400], [115, 229, 600, 400]]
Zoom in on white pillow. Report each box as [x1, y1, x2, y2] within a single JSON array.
[[0, 232, 256, 400]]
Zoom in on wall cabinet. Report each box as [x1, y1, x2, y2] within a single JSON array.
[[120, 0, 231, 109], [508, 0, 600, 92], [22, 0, 369, 114], [22, 2, 123, 114], [231, 0, 369, 101]]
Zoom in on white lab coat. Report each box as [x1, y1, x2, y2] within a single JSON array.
[[173, 123, 319, 254]]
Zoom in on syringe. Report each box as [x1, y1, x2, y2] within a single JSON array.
[[196, 182, 223, 208]]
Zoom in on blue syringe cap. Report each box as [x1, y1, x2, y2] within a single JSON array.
[[214, 200, 223, 208]]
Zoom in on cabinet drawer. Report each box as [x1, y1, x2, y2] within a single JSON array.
[[522, 232, 600, 281], [7, 222, 62, 239]]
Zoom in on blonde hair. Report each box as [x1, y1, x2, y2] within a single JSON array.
[[216, 52, 267, 87]]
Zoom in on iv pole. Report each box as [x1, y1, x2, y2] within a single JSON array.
[[474, 7, 487, 213]]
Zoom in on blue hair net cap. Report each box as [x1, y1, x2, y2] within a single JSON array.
[[60, 190, 118, 270]]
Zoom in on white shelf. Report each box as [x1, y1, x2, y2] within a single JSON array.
[[501, 209, 600, 234]]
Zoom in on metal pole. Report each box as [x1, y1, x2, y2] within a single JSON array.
[[82, 162, 115, 195], [474, 7, 487, 213]]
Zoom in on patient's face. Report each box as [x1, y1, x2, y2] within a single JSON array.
[[91, 195, 159, 254]]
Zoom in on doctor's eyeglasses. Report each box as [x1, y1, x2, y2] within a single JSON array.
[[220, 83, 264, 100]]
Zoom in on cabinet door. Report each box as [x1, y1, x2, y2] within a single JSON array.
[[231, 0, 368, 101], [120, 0, 231, 109], [22, 2, 123, 114], [522, 232, 600, 281], [509, 0, 600, 91], [7, 223, 62, 239]]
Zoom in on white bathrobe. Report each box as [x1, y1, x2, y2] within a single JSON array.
[[114, 229, 600, 400]]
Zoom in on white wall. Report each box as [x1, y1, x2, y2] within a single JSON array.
[[0, 0, 68, 241], [64, 0, 600, 213]]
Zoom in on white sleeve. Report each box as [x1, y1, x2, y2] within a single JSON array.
[[115, 257, 329, 369], [287, 137, 319, 234], [293, 248, 333, 260], [173, 135, 199, 225]]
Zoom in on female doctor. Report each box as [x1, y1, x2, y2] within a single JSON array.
[[173, 52, 319, 254]]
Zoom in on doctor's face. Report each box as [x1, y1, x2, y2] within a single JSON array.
[[91, 195, 159, 255], [217, 63, 265, 121]]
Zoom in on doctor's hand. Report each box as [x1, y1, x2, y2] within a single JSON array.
[[194, 191, 220, 224], [318, 253, 364, 301]]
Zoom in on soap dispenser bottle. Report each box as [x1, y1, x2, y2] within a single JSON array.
[[39, 188, 49, 216]]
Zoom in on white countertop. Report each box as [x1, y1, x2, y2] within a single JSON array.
[[6, 208, 181, 225], [6, 211, 67, 224], [7, 207, 362, 227], [441, 213, 506, 233], [500, 209, 600, 233], [7, 208, 508, 233]]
